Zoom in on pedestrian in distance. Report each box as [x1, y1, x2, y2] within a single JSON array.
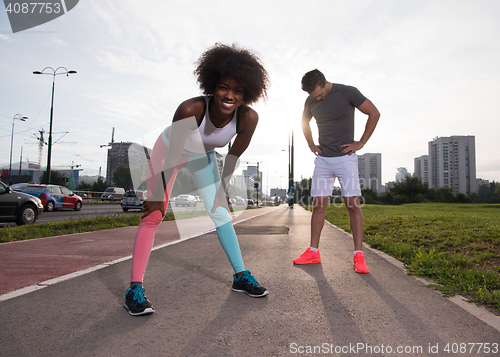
[[293, 69, 380, 273], [125, 43, 270, 316]]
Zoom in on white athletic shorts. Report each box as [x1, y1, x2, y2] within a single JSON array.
[[311, 154, 361, 197]]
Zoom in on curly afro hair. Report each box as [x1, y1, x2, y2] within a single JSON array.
[[194, 43, 269, 105]]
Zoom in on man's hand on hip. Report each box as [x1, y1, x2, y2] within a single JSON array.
[[309, 143, 322, 156], [341, 141, 364, 155]]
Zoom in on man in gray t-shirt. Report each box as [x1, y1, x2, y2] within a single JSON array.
[[293, 69, 380, 273], [303, 83, 367, 157]]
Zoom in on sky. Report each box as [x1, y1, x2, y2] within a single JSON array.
[[1, 0, 499, 194]]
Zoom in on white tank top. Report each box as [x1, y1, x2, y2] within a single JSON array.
[[162, 96, 238, 153]]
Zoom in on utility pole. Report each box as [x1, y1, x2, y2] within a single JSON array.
[[100, 127, 115, 185], [288, 131, 294, 193], [288, 131, 294, 207], [256, 161, 260, 206], [18, 146, 23, 181]]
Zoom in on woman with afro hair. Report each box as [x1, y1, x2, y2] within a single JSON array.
[[125, 44, 270, 316]]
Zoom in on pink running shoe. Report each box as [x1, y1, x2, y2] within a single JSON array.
[[293, 247, 321, 265], [353, 252, 369, 273]]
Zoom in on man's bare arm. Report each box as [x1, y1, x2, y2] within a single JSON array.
[[301, 116, 322, 156], [341, 99, 380, 155]]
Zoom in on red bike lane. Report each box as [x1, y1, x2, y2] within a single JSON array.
[[0, 207, 279, 297]]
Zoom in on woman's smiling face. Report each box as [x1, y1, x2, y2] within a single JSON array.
[[213, 76, 245, 115]]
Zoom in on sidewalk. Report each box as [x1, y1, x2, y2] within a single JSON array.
[[0, 205, 498, 357]]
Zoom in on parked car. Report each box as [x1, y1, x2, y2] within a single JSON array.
[[175, 194, 197, 207], [9, 182, 30, 192], [247, 199, 256, 206], [121, 190, 147, 212], [0, 181, 43, 225], [235, 197, 246, 206], [23, 184, 83, 212], [101, 187, 125, 201]]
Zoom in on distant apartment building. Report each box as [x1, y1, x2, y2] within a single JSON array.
[[106, 142, 132, 185], [476, 178, 489, 192], [414, 155, 429, 184], [243, 165, 263, 195], [234, 174, 255, 192], [357, 153, 383, 193], [385, 181, 395, 192], [395, 167, 409, 182], [428, 136, 476, 195]]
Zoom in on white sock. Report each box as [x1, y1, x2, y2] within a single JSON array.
[[310, 247, 319, 253], [354, 250, 363, 256]]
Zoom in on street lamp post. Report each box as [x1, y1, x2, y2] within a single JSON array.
[[9, 114, 28, 185], [33, 67, 77, 184]]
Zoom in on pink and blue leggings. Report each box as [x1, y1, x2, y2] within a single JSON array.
[[130, 135, 245, 283]]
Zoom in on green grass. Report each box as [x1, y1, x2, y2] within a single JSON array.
[[0, 209, 210, 243], [309, 203, 500, 309]]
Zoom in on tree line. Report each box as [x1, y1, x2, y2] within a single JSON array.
[[71, 165, 499, 204], [292, 175, 500, 205]]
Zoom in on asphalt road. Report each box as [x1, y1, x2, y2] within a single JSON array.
[[0, 205, 498, 357], [35, 202, 207, 223], [0, 202, 207, 227]]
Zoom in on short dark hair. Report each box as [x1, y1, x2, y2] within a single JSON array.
[[194, 43, 269, 105], [301, 69, 326, 93]]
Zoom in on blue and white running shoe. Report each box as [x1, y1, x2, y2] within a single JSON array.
[[232, 270, 268, 298], [125, 283, 155, 316]]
